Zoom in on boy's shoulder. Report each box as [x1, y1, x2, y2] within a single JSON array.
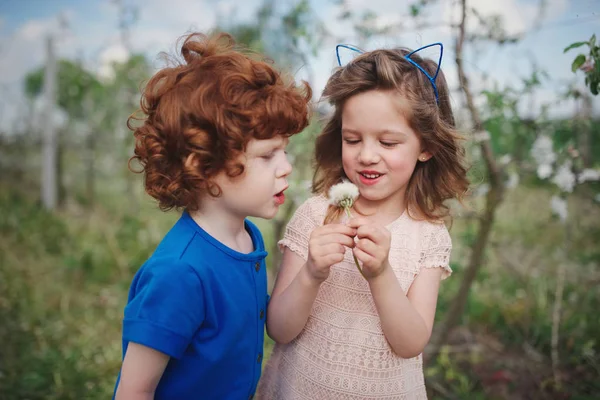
[[150, 213, 199, 260], [142, 213, 265, 273], [137, 212, 212, 277]]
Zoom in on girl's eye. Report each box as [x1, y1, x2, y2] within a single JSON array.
[[380, 142, 398, 148], [343, 139, 360, 145]]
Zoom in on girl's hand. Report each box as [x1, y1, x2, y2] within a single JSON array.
[[306, 223, 356, 283], [347, 217, 392, 280]]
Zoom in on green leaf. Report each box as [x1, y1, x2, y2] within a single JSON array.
[[590, 34, 596, 48], [591, 80, 599, 95], [563, 41, 587, 53], [571, 54, 586, 72], [410, 4, 420, 17]]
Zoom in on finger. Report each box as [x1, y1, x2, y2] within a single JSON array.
[[353, 246, 375, 266], [356, 225, 389, 245], [326, 253, 345, 266], [318, 233, 356, 248], [317, 243, 347, 257], [355, 238, 380, 257], [315, 223, 357, 238], [346, 217, 370, 229], [355, 224, 381, 241]]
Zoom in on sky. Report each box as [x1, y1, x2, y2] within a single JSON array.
[[0, 0, 598, 131]]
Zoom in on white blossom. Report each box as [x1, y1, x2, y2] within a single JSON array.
[[578, 169, 600, 184], [531, 135, 556, 167], [474, 183, 489, 197], [537, 164, 553, 179], [551, 161, 576, 193], [473, 130, 491, 143], [499, 154, 512, 166], [506, 172, 519, 189], [328, 180, 359, 208], [550, 195, 568, 223], [580, 59, 595, 73]]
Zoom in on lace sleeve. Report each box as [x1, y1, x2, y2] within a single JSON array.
[[277, 197, 321, 261], [418, 222, 453, 280]]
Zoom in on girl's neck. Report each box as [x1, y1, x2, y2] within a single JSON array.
[[352, 195, 407, 226], [188, 201, 254, 254]]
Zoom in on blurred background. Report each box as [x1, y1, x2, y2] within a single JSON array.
[[1, 0, 599, 399]]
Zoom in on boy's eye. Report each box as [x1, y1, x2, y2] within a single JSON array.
[[261, 153, 275, 160]]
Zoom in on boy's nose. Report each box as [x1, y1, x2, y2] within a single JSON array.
[[278, 155, 293, 177]]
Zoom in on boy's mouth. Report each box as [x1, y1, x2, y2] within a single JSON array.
[[274, 188, 287, 205]]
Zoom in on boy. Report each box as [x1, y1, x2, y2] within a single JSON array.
[[114, 31, 311, 400]]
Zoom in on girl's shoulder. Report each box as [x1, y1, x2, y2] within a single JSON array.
[[393, 213, 451, 243], [401, 213, 449, 229]]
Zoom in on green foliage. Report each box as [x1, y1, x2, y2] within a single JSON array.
[[0, 188, 175, 398], [4, 2, 600, 399], [24, 60, 103, 119], [564, 34, 600, 95]]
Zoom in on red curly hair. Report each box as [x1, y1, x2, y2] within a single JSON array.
[[128, 32, 312, 211]]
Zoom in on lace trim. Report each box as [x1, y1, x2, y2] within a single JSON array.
[[417, 221, 453, 279]]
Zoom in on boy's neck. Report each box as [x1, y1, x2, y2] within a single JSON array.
[[188, 202, 254, 254]]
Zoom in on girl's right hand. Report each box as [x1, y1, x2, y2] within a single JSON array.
[[306, 224, 357, 283]]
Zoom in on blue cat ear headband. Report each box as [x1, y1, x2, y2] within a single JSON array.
[[335, 42, 444, 105]]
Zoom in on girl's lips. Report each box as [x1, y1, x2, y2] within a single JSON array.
[[358, 174, 382, 186], [358, 171, 383, 186]]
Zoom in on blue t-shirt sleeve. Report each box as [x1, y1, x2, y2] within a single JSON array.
[[122, 261, 205, 359]]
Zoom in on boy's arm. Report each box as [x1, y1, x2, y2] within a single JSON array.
[[115, 342, 170, 400]]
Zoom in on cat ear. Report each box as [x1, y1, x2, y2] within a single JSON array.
[[404, 42, 444, 104], [335, 44, 364, 67]]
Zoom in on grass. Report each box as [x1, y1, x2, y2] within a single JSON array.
[[1, 182, 598, 399]]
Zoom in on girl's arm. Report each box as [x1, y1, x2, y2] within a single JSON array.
[[348, 218, 446, 358], [266, 223, 356, 344], [115, 342, 170, 400], [368, 266, 443, 358], [265, 249, 321, 344]]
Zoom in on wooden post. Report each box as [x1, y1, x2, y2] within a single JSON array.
[[41, 35, 58, 210]]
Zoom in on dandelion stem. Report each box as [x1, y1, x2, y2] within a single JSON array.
[[344, 206, 366, 279]]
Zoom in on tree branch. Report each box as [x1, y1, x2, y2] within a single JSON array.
[[428, 0, 505, 357]]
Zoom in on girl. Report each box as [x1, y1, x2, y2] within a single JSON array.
[[257, 44, 468, 399], [113, 32, 311, 400]]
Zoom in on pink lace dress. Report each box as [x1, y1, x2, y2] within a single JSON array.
[[257, 195, 452, 400]]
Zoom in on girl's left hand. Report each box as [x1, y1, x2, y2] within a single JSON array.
[[347, 217, 391, 280]]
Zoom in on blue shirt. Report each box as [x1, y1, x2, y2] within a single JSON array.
[[114, 211, 268, 400]]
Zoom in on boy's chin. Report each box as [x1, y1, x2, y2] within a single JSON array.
[[251, 207, 280, 220], [257, 211, 278, 220]]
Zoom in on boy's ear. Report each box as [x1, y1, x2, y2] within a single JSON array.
[[418, 151, 432, 162], [184, 153, 200, 169]]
